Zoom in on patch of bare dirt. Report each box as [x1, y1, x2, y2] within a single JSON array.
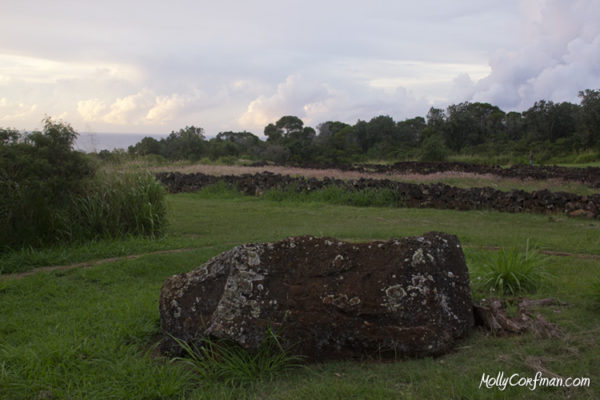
[[474, 297, 565, 338], [1, 248, 200, 281]]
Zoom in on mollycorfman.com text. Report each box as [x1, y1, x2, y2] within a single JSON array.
[[479, 371, 591, 391]]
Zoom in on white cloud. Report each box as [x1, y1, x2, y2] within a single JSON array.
[[2, 1, 597, 133], [238, 75, 336, 131], [77, 89, 187, 126], [146, 94, 186, 124], [238, 74, 432, 135], [0, 53, 142, 85], [363, 60, 491, 91], [0, 98, 37, 123], [103, 90, 154, 125], [77, 99, 108, 122], [468, 0, 600, 109]]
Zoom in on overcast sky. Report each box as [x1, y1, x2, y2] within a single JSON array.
[[1, 0, 599, 137]]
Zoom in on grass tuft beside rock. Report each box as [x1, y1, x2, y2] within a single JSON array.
[[472, 241, 550, 297], [171, 328, 304, 388]]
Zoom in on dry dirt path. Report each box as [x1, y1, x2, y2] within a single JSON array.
[[2, 245, 599, 281], [1, 247, 200, 281]]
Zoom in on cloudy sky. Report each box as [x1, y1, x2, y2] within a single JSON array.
[[1, 0, 599, 137]]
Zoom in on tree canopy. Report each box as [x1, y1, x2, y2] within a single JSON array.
[[122, 88, 600, 164]]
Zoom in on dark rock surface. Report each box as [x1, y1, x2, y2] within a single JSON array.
[[159, 232, 474, 361], [155, 171, 600, 219]]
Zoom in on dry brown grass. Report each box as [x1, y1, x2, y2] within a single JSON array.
[[147, 163, 600, 195], [150, 163, 488, 181]]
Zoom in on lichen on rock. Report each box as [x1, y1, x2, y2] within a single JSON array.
[[159, 232, 474, 361]]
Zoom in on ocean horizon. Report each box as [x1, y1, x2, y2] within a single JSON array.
[[75, 132, 169, 153]]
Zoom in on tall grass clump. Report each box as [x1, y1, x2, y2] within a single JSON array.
[[473, 240, 549, 296], [74, 171, 167, 240], [172, 328, 304, 388]]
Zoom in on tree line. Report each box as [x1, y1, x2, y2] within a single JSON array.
[[125, 88, 600, 164]]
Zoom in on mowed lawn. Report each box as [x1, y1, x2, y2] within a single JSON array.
[[1, 192, 599, 399]]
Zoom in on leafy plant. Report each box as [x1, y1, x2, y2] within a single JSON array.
[[171, 328, 304, 387], [473, 240, 550, 296]]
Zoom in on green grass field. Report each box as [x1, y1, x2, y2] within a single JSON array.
[[1, 189, 599, 399]]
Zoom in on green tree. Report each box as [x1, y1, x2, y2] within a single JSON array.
[[162, 125, 206, 160], [419, 134, 449, 162], [505, 111, 525, 141], [523, 100, 578, 143], [264, 116, 316, 162], [0, 118, 94, 249], [578, 89, 600, 147], [365, 115, 397, 152], [0, 128, 20, 145], [444, 102, 505, 151], [396, 116, 425, 147], [316, 121, 350, 144], [264, 115, 305, 144], [130, 136, 161, 156], [426, 107, 446, 132], [316, 122, 360, 164]]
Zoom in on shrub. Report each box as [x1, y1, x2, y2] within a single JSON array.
[[419, 135, 449, 162], [0, 119, 94, 250], [473, 241, 549, 296], [0, 119, 167, 251]]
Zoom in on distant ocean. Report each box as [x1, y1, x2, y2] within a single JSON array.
[[75, 133, 168, 153]]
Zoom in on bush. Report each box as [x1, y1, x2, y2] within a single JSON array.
[[473, 241, 549, 296], [0, 119, 94, 249], [0, 119, 167, 251], [419, 135, 449, 162]]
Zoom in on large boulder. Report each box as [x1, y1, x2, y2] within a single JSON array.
[[159, 232, 474, 361]]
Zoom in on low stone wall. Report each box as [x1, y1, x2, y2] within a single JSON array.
[[156, 171, 600, 219]]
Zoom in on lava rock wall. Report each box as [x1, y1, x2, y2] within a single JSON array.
[[156, 171, 600, 218]]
